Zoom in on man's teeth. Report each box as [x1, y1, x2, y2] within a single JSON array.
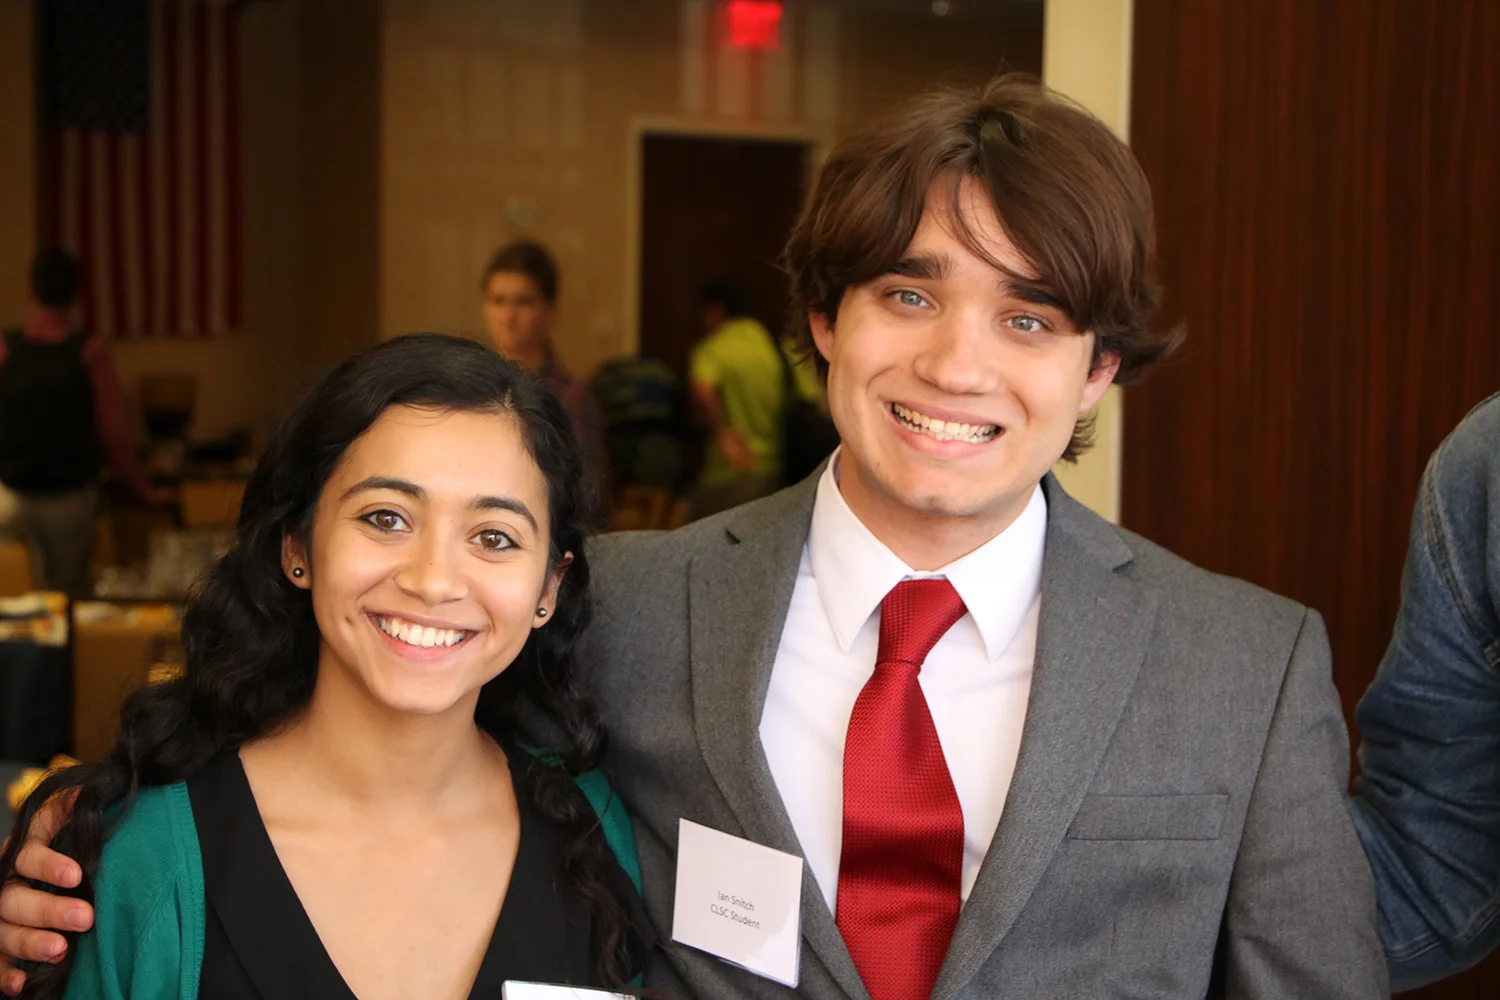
[[377, 616, 467, 649], [892, 403, 998, 443]]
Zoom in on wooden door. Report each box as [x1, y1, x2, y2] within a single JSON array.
[[1126, 1, 1500, 995], [637, 134, 809, 382]]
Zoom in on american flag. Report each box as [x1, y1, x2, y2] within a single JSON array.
[[39, 0, 242, 340]]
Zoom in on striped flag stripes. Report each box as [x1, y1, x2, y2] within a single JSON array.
[[41, 0, 242, 340]]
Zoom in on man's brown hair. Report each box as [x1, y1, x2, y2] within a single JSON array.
[[482, 240, 559, 302], [783, 74, 1179, 461]]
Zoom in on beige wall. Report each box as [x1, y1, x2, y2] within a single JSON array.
[[842, 3, 1043, 123], [0, 0, 35, 324], [380, 0, 676, 366], [1043, 0, 1134, 521], [298, 0, 381, 374], [380, 0, 1043, 377]]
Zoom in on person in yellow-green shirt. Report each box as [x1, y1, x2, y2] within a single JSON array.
[[688, 279, 791, 519]]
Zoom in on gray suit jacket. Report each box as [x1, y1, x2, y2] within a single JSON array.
[[581, 474, 1387, 999]]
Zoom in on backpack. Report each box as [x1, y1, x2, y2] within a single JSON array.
[[589, 356, 686, 490]]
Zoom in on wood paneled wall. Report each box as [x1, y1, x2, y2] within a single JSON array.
[[1124, 2, 1500, 995]]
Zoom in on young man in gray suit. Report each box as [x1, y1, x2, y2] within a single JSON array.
[[0, 77, 1385, 999]]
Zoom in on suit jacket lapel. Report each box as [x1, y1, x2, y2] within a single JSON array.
[[933, 478, 1159, 1000], [686, 478, 870, 1000]]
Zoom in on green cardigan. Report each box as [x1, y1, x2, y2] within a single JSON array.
[[64, 784, 204, 1000], [62, 770, 641, 1000]]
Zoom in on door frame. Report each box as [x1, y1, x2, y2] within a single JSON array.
[[622, 116, 834, 357]]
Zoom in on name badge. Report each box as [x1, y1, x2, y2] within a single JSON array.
[[501, 983, 628, 999], [671, 818, 804, 987]]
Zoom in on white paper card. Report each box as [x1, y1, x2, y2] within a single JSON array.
[[501, 983, 629, 1000], [671, 818, 804, 987]]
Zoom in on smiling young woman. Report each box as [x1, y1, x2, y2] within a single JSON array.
[[0, 334, 647, 1000]]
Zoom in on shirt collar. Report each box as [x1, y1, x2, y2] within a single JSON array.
[[807, 448, 1048, 662]]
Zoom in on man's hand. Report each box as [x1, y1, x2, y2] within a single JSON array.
[[717, 426, 759, 472], [692, 379, 760, 474], [0, 794, 93, 996]]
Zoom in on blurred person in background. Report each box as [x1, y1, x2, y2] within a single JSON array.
[[0, 250, 167, 596], [480, 241, 608, 505], [1351, 391, 1500, 991], [688, 278, 786, 518]]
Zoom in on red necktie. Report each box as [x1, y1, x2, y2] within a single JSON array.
[[837, 578, 968, 1000]]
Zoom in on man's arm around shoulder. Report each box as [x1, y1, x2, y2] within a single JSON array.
[[1352, 394, 1500, 990]]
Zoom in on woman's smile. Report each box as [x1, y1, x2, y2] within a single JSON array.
[[369, 612, 479, 659]]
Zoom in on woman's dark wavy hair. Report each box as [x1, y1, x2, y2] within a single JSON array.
[[0, 333, 635, 995]]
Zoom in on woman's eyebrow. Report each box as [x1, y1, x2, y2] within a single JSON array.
[[472, 495, 538, 532], [342, 476, 423, 501]]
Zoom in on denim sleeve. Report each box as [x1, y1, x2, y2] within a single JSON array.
[[1351, 396, 1500, 991]]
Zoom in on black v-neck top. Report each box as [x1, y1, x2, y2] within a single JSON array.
[[185, 747, 641, 998]]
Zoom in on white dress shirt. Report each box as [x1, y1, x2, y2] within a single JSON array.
[[759, 453, 1045, 912]]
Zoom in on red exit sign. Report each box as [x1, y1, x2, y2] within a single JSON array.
[[725, 0, 783, 50]]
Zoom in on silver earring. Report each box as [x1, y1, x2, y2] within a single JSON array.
[[292, 567, 305, 578], [536, 607, 548, 618]]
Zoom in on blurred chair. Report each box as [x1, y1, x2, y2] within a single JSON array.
[[72, 606, 181, 760], [178, 479, 246, 528], [139, 373, 198, 480], [108, 501, 177, 570], [0, 542, 33, 598], [90, 512, 117, 582]]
